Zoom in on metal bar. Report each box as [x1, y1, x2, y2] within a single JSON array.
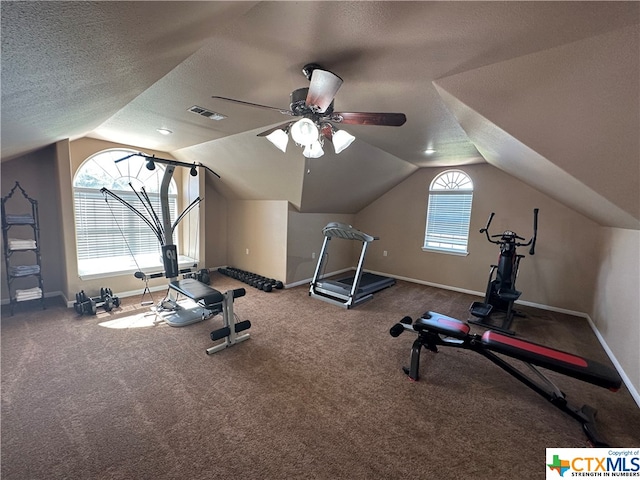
[[114, 153, 220, 178]]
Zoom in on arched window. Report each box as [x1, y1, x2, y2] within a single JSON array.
[[73, 149, 179, 277], [423, 170, 473, 255]]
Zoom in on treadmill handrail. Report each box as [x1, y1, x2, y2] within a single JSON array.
[[322, 222, 378, 243]]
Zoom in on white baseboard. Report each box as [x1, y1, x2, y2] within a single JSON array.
[[583, 315, 640, 408]]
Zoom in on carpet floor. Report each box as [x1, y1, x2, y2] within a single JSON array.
[[2, 272, 639, 479]]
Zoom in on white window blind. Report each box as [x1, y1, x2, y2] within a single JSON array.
[[423, 170, 473, 254], [74, 188, 177, 261]]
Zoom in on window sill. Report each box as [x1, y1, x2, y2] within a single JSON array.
[[78, 255, 198, 281], [422, 247, 469, 257]]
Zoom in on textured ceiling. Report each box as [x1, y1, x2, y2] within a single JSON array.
[[1, 1, 638, 219]]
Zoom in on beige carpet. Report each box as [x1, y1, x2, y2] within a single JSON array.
[[2, 272, 639, 479]]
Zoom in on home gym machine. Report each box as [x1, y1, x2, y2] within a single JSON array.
[[390, 311, 622, 447], [309, 222, 395, 308], [469, 208, 539, 335], [101, 153, 251, 353]]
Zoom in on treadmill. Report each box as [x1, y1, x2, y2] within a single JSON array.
[[309, 222, 395, 308]]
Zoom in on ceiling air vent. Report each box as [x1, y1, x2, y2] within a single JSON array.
[[188, 105, 227, 121]]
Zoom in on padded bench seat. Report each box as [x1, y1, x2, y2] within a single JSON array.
[[169, 278, 224, 306], [481, 331, 622, 391], [413, 312, 471, 339]]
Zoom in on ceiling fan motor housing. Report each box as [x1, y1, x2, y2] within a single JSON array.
[[290, 88, 309, 115], [290, 87, 334, 117]]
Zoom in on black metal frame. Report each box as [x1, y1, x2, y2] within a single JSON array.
[[1, 182, 46, 314], [470, 208, 539, 334]]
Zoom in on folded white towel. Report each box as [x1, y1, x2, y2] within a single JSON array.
[[16, 292, 43, 301], [16, 287, 42, 295], [8, 238, 37, 249], [15, 287, 43, 301]]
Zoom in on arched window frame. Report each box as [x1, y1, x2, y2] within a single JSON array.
[[73, 149, 182, 278], [423, 169, 474, 255]]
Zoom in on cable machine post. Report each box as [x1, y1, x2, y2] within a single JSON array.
[[160, 164, 175, 246], [159, 164, 180, 303]]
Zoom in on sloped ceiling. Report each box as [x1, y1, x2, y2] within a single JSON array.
[[1, 2, 638, 221], [434, 24, 640, 229]]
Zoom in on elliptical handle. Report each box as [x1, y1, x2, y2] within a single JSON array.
[[480, 212, 495, 233], [529, 208, 539, 255], [480, 212, 496, 243]]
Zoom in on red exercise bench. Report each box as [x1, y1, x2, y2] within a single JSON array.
[[390, 311, 622, 447]]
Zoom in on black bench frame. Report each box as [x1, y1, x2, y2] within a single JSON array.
[[169, 278, 251, 353]]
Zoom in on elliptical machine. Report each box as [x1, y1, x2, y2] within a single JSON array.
[[469, 208, 539, 335]]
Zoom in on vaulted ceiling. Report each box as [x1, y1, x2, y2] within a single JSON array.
[[1, 2, 638, 224]]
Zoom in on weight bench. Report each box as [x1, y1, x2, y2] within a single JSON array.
[[390, 311, 622, 447], [167, 278, 251, 354]]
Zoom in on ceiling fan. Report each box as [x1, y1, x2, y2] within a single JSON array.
[[211, 63, 407, 158]]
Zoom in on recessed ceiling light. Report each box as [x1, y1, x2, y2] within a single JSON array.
[[157, 128, 173, 135], [424, 148, 436, 155]]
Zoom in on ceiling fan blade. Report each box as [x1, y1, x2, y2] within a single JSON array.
[[332, 112, 407, 127], [305, 69, 343, 113], [211, 96, 294, 115], [256, 122, 294, 137]]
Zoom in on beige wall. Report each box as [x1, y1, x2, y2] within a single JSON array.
[[356, 164, 603, 312], [204, 177, 227, 270], [593, 228, 640, 394], [286, 211, 355, 284], [226, 200, 288, 282]]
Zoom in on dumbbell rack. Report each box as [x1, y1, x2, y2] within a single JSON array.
[[218, 267, 283, 292]]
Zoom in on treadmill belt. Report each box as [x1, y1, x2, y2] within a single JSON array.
[[336, 272, 395, 295]]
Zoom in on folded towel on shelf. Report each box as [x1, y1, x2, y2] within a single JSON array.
[[15, 287, 42, 301], [15, 292, 42, 301], [8, 238, 37, 249], [9, 265, 40, 276], [5, 214, 35, 224]]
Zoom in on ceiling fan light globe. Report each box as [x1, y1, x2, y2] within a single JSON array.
[[266, 129, 289, 152], [291, 118, 319, 146], [332, 129, 355, 154], [303, 141, 324, 158]]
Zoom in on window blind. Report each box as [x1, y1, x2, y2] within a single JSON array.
[[74, 188, 177, 261], [424, 191, 473, 253]]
